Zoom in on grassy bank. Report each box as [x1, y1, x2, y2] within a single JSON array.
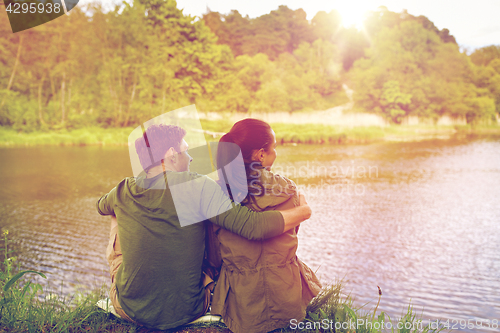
[[0, 127, 133, 146], [1, 122, 499, 147], [0, 277, 446, 333], [202, 120, 500, 144], [0, 233, 445, 333]]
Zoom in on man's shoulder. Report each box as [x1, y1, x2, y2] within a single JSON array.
[[107, 177, 133, 192], [166, 171, 207, 183], [115, 176, 141, 190], [166, 171, 218, 192]]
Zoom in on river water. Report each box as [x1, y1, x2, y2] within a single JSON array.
[[0, 135, 499, 332]]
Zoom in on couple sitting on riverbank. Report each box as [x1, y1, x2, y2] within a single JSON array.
[[97, 118, 322, 332]]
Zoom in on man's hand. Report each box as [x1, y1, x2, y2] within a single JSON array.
[[279, 191, 311, 232]]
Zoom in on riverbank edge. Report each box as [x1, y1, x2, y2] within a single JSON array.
[[0, 230, 443, 333], [1, 122, 500, 147], [0, 282, 444, 333]]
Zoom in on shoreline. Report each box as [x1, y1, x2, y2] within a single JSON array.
[[1, 122, 499, 147], [0, 277, 445, 333]]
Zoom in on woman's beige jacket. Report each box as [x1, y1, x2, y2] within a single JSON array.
[[209, 166, 322, 333]]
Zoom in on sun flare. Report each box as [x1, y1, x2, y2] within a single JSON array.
[[336, 4, 368, 29]]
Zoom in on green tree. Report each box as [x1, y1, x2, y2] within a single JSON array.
[[311, 10, 341, 42], [351, 19, 495, 124], [364, 7, 457, 45], [203, 6, 313, 60], [335, 26, 369, 71], [470, 45, 500, 66], [293, 39, 342, 98], [379, 80, 412, 123], [472, 61, 500, 117], [234, 53, 274, 112], [489, 58, 500, 74], [310, 10, 368, 71]]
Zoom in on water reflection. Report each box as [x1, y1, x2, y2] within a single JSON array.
[[0, 138, 499, 332], [0, 146, 132, 202], [279, 139, 500, 332]]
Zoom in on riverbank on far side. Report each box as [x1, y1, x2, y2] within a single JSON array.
[[1, 121, 499, 147]]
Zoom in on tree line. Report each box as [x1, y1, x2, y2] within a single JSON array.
[[0, 0, 499, 131]]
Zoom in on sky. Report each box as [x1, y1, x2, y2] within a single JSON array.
[[78, 0, 500, 52]]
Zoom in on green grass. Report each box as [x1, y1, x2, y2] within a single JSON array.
[[0, 126, 133, 146], [201, 120, 500, 145], [1, 121, 499, 147], [271, 123, 386, 144], [0, 230, 446, 333]]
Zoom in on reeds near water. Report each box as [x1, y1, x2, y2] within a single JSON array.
[[0, 127, 133, 146], [0, 231, 445, 333], [1, 121, 499, 147]]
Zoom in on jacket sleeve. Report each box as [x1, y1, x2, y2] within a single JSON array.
[[96, 186, 117, 216], [200, 177, 284, 241]]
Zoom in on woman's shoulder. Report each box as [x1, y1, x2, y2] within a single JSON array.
[[260, 168, 297, 189], [247, 167, 299, 210]]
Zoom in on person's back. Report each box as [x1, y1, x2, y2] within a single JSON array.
[[210, 119, 322, 333], [99, 171, 207, 328], [98, 124, 312, 330], [211, 166, 321, 333]]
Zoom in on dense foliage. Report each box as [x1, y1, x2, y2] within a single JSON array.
[[350, 8, 499, 124], [0, 0, 499, 131]]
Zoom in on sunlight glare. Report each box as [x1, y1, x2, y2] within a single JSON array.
[[337, 3, 368, 30]]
